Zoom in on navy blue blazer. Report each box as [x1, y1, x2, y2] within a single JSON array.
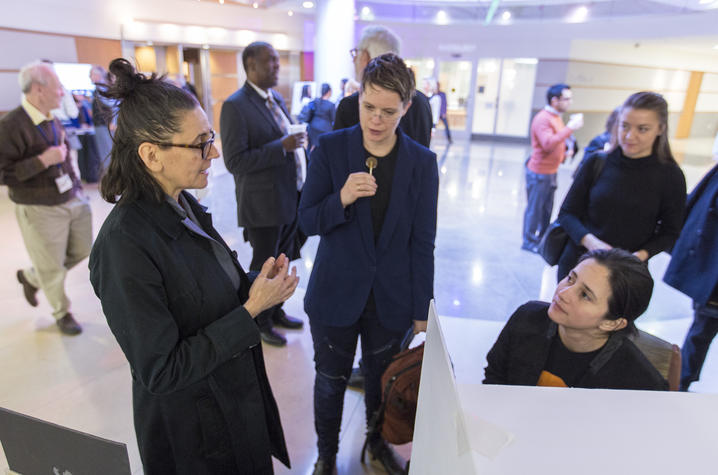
[[298, 125, 438, 331], [664, 164, 718, 306], [220, 82, 299, 228]]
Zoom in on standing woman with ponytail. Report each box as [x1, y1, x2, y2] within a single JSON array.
[[89, 59, 298, 474], [556, 92, 687, 282]]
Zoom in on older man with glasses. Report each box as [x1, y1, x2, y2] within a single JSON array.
[[334, 25, 433, 148]]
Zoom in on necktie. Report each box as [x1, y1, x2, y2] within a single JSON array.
[[266, 95, 289, 135], [266, 95, 304, 189]]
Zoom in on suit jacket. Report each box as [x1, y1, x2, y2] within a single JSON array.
[[298, 125, 438, 331], [484, 301, 668, 391], [220, 82, 299, 228], [664, 164, 718, 306], [333, 91, 433, 148], [89, 192, 289, 474]]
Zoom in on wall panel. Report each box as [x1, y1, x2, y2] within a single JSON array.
[[74, 37, 122, 68]]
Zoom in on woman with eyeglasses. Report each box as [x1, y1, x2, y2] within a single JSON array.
[[299, 53, 438, 475], [89, 59, 298, 474]]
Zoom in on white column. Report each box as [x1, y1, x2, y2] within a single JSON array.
[[314, 0, 355, 96]]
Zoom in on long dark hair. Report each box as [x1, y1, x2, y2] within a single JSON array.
[[99, 58, 198, 204], [615, 91, 676, 164], [578, 249, 654, 336]]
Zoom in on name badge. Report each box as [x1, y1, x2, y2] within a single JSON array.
[[55, 174, 73, 194]]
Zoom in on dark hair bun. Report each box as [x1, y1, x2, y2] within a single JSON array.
[[101, 58, 156, 101]]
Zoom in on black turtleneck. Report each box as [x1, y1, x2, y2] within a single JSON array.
[[558, 147, 686, 257], [365, 137, 399, 241]]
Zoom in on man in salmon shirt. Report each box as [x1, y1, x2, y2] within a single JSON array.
[[522, 83, 583, 253]]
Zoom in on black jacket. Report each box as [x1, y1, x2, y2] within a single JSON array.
[[220, 82, 300, 228], [333, 91, 433, 148], [89, 192, 289, 474], [484, 301, 668, 391]]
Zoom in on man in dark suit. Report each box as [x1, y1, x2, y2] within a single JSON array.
[[220, 41, 305, 346], [333, 25, 433, 148]]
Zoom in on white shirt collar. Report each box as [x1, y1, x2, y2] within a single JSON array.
[[247, 80, 271, 101], [544, 105, 560, 116]]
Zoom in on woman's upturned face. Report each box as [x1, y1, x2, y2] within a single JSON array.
[[618, 107, 664, 159], [154, 106, 219, 198], [548, 258, 613, 332], [359, 83, 409, 148]]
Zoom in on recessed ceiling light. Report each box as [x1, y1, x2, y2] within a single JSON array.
[[219, 0, 224, 4], [302, 1, 314, 8], [252, 2, 258, 7], [436, 9, 449, 25], [288, 10, 293, 16], [502, 10, 511, 21], [567, 5, 589, 23], [361, 6, 371, 15]]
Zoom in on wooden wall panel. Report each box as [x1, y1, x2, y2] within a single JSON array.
[[300, 51, 314, 81], [74, 37, 122, 67], [676, 71, 704, 139], [166, 46, 180, 75], [134, 46, 157, 73], [209, 50, 239, 134]]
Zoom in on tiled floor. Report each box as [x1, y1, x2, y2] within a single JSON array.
[[0, 136, 716, 474]]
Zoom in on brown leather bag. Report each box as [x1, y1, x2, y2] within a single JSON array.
[[380, 342, 424, 444]]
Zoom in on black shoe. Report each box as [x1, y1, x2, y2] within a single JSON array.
[[347, 366, 365, 390], [272, 309, 304, 329], [369, 439, 405, 475], [57, 313, 82, 336], [16, 270, 38, 307], [312, 457, 337, 475], [260, 328, 287, 347]]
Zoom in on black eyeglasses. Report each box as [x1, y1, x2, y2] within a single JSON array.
[[156, 130, 216, 160]]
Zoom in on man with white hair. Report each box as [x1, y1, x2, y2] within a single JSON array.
[[0, 61, 92, 335], [333, 25, 433, 147]]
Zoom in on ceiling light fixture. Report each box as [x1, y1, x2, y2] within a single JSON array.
[[288, 10, 294, 16], [302, 1, 314, 8], [567, 5, 589, 23], [219, 0, 224, 4], [252, 2, 258, 7], [436, 10, 449, 25], [502, 11, 511, 21]]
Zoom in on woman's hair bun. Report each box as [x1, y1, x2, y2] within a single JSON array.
[[100, 58, 156, 101]]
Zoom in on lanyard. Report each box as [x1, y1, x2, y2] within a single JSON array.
[[36, 121, 58, 146]]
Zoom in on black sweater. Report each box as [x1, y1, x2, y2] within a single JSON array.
[[559, 148, 686, 257]]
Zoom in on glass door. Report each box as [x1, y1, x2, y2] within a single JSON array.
[[471, 58, 537, 138], [438, 60, 472, 136]]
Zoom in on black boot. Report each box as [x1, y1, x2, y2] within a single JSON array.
[[369, 438, 405, 475], [312, 457, 337, 475]]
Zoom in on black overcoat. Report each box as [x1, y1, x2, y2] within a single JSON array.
[[89, 192, 289, 474]]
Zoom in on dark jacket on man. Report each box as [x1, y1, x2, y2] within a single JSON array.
[[333, 90, 433, 148], [89, 192, 289, 474], [220, 82, 299, 228]]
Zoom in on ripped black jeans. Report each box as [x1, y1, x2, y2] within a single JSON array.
[[309, 305, 408, 461]]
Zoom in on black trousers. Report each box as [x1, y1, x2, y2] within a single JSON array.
[[245, 218, 306, 331]]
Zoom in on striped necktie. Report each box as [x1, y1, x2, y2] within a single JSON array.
[[266, 95, 289, 135]]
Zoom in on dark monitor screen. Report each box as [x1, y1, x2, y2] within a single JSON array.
[[0, 407, 131, 475]]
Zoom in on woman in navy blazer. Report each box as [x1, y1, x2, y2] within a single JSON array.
[[298, 54, 438, 474]]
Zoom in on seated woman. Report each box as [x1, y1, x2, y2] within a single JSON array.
[[484, 249, 667, 390], [89, 59, 299, 474]]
